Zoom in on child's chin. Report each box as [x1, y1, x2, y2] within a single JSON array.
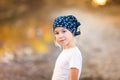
[[60, 43, 67, 46]]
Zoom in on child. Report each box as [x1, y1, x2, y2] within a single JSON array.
[[52, 15, 82, 80]]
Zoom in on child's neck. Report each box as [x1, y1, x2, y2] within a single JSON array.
[[63, 43, 76, 49]]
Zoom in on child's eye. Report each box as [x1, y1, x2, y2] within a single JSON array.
[[54, 32, 59, 35], [62, 30, 66, 33]]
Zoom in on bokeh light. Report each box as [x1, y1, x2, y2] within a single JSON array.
[[92, 0, 107, 6]]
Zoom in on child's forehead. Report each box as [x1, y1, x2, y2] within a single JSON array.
[[54, 27, 67, 31]]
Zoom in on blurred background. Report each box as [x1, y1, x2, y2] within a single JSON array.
[[0, 0, 120, 80]]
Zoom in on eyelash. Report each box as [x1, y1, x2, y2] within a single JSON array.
[[62, 30, 66, 33], [54, 32, 59, 35]]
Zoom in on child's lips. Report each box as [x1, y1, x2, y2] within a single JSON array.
[[59, 39, 65, 42]]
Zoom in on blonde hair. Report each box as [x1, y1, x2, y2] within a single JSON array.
[[54, 37, 62, 48], [55, 41, 62, 48]]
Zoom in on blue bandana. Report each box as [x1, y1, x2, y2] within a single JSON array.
[[53, 15, 81, 36]]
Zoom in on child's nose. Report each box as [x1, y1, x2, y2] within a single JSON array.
[[58, 32, 64, 38]]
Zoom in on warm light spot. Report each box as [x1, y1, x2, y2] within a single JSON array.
[[27, 27, 36, 39], [43, 33, 52, 43], [0, 48, 4, 55], [92, 0, 107, 6], [31, 40, 48, 54]]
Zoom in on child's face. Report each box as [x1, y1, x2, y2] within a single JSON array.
[[54, 27, 74, 48]]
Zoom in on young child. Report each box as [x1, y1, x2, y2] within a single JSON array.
[[52, 15, 82, 80]]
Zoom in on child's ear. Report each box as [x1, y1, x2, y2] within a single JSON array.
[[54, 37, 56, 42]]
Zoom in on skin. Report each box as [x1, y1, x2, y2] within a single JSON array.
[[54, 27, 75, 49], [70, 68, 79, 80], [54, 27, 79, 80]]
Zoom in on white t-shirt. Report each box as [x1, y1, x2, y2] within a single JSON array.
[[52, 47, 82, 80]]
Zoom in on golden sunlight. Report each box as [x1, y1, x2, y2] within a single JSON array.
[[92, 0, 107, 6]]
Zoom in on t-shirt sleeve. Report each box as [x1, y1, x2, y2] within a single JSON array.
[[69, 52, 82, 70]]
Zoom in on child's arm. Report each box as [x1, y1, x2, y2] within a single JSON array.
[[70, 68, 79, 80]]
